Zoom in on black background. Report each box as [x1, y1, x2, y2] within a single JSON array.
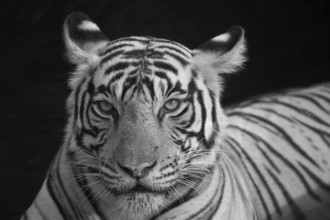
[[0, 0, 329, 219]]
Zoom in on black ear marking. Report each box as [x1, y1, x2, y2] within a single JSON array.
[[64, 12, 108, 51], [197, 26, 244, 54]]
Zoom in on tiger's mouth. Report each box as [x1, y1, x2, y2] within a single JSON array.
[[112, 184, 172, 220], [111, 182, 168, 197], [131, 184, 162, 194]]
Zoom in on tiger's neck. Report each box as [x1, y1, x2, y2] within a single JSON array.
[[155, 155, 256, 220]]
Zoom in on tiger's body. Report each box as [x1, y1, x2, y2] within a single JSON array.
[[225, 83, 330, 220], [21, 12, 330, 220]]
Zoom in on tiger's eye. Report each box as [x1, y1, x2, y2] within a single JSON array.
[[96, 100, 113, 114], [164, 99, 180, 111]]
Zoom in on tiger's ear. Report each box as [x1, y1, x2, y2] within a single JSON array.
[[192, 26, 246, 95], [63, 12, 109, 65]]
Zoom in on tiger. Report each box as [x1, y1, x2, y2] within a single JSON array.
[[21, 12, 330, 220]]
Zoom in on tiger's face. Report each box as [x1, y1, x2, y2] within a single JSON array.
[[63, 12, 245, 219]]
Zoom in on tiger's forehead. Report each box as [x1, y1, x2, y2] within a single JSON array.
[[98, 36, 192, 70], [93, 36, 195, 101], [102, 36, 192, 58]]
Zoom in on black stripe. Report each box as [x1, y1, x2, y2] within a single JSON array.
[[299, 162, 330, 192], [128, 68, 140, 76], [126, 86, 139, 102], [87, 76, 95, 95], [46, 175, 69, 220], [79, 91, 87, 129], [100, 49, 125, 66], [226, 137, 275, 220], [76, 81, 89, 131], [57, 147, 86, 219], [152, 39, 190, 54], [182, 80, 197, 129], [108, 72, 124, 86], [155, 72, 174, 100], [142, 76, 155, 100], [150, 186, 198, 220], [169, 127, 181, 140], [151, 168, 215, 219], [170, 105, 190, 119], [120, 76, 137, 100], [319, 85, 330, 93], [101, 162, 118, 174], [205, 167, 226, 219], [156, 45, 190, 59], [260, 107, 330, 148], [270, 98, 330, 127], [159, 81, 165, 96], [153, 61, 178, 75], [90, 105, 111, 120], [267, 168, 306, 220], [308, 92, 330, 111], [229, 113, 281, 174], [154, 70, 171, 81], [72, 166, 107, 220], [21, 213, 28, 220], [163, 51, 189, 66], [86, 101, 99, 134], [75, 129, 98, 152], [196, 90, 207, 147], [258, 143, 281, 174], [102, 43, 134, 55], [55, 159, 83, 219], [166, 82, 186, 99], [297, 120, 330, 149], [34, 202, 49, 220], [73, 78, 86, 123], [122, 49, 145, 58], [105, 61, 135, 75], [312, 89, 330, 102], [147, 50, 166, 59], [288, 93, 330, 114], [230, 125, 321, 202], [185, 168, 224, 220], [228, 111, 321, 169], [232, 112, 280, 135], [96, 84, 106, 94], [210, 90, 220, 135]]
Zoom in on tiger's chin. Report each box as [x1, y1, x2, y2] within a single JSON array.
[[115, 191, 168, 220]]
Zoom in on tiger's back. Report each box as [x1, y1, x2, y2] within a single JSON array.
[[224, 82, 330, 220]]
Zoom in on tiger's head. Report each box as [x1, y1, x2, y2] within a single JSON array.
[[62, 12, 246, 220]]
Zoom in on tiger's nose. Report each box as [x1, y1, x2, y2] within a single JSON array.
[[118, 161, 157, 178]]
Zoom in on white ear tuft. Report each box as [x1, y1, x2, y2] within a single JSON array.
[[192, 26, 247, 95], [63, 12, 109, 65], [78, 20, 101, 31]]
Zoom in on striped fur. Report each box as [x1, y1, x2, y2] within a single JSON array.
[[22, 12, 330, 220], [224, 83, 330, 220]]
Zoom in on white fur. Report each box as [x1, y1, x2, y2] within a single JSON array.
[[214, 33, 230, 42], [79, 20, 100, 31]]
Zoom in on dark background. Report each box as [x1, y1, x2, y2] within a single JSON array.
[[0, 0, 329, 219]]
